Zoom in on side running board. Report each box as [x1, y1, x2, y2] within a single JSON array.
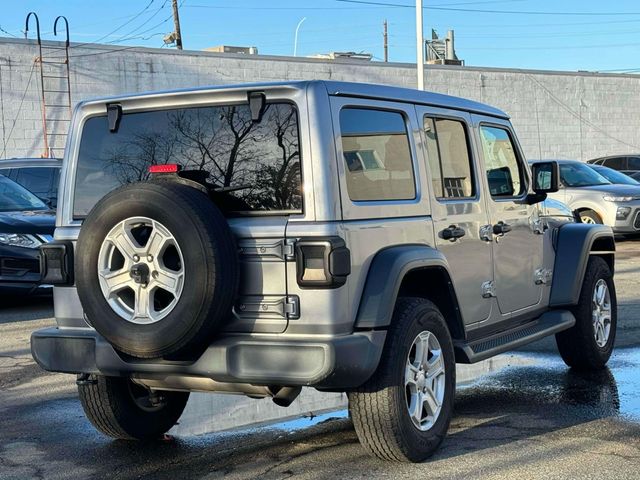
[[454, 310, 576, 364]]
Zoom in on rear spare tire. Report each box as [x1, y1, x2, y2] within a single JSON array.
[[75, 181, 239, 358]]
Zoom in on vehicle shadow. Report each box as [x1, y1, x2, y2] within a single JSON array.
[[0, 295, 53, 324]]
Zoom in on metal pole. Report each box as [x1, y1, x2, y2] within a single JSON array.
[[416, 0, 424, 89], [294, 17, 306, 57], [383, 20, 388, 62], [172, 0, 183, 50]]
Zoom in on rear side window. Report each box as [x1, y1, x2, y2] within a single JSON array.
[[339, 108, 416, 202], [627, 157, 640, 170], [423, 117, 475, 199], [74, 103, 302, 218], [479, 125, 525, 198], [604, 157, 627, 170]]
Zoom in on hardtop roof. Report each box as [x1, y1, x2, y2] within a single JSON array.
[[77, 80, 509, 120]]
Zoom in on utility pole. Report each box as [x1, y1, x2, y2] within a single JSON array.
[[416, 0, 424, 89], [383, 19, 388, 62], [172, 0, 183, 50]]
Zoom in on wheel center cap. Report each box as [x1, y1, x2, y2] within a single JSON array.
[[130, 263, 150, 285]]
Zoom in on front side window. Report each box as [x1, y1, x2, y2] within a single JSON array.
[[74, 103, 302, 218], [559, 163, 610, 187], [480, 125, 524, 198], [340, 108, 416, 202], [424, 117, 475, 199]]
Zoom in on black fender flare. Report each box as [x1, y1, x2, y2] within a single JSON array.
[[549, 223, 615, 307], [354, 244, 463, 332]]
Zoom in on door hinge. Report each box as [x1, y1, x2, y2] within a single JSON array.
[[479, 224, 493, 242], [481, 280, 496, 298], [234, 295, 300, 319], [284, 238, 296, 260], [534, 268, 553, 285], [284, 296, 300, 319]]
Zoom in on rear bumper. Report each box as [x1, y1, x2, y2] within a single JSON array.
[[31, 327, 386, 390], [0, 245, 44, 295]]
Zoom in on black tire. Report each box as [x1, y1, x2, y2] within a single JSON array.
[[579, 209, 603, 224], [556, 256, 617, 370], [75, 181, 239, 358], [78, 375, 189, 440], [348, 297, 455, 462]]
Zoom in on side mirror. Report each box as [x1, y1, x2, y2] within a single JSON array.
[[531, 161, 560, 194]]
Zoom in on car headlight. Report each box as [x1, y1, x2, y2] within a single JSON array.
[[603, 195, 640, 202], [0, 233, 44, 248]]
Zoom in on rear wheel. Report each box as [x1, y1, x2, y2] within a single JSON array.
[[348, 297, 455, 462], [78, 375, 189, 440], [556, 256, 616, 370], [579, 209, 602, 224]]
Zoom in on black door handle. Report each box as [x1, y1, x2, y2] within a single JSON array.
[[493, 221, 512, 235], [441, 225, 466, 241]]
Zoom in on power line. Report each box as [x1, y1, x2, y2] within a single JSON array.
[[69, 0, 156, 49], [335, 0, 640, 16]]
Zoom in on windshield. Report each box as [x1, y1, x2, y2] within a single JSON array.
[[74, 102, 302, 218], [559, 163, 611, 187], [591, 166, 639, 186], [0, 174, 48, 212]]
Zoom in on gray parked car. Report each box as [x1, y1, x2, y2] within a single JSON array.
[[532, 159, 640, 232], [33, 81, 616, 462]]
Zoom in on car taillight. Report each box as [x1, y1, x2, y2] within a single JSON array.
[[148, 164, 181, 174], [294, 237, 351, 288]]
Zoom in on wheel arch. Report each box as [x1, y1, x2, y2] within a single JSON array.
[[550, 223, 615, 307], [354, 245, 466, 341]]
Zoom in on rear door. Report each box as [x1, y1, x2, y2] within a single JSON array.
[[416, 106, 494, 326], [71, 97, 304, 333], [474, 117, 544, 315]]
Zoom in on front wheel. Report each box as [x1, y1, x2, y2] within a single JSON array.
[[348, 297, 455, 462], [556, 256, 617, 370], [78, 375, 189, 440], [579, 209, 603, 224]]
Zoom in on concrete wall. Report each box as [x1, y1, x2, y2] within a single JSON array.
[[2, 37, 640, 161]]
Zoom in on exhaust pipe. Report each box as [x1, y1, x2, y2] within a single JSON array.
[[131, 375, 302, 406]]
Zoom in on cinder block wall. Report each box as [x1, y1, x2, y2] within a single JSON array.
[[2, 37, 640, 161]]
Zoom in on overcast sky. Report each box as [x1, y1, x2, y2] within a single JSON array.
[[3, 0, 640, 72]]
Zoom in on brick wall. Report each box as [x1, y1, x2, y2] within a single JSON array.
[[2, 37, 640, 161]]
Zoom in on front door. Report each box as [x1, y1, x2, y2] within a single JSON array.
[[474, 118, 544, 315], [417, 106, 494, 326]]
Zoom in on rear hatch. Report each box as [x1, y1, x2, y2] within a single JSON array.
[[71, 100, 303, 333]]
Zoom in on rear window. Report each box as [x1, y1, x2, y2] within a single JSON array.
[[339, 108, 416, 202], [73, 102, 302, 218]]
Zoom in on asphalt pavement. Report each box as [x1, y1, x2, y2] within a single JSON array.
[[1, 241, 640, 479]]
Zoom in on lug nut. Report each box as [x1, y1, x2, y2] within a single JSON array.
[[147, 254, 154, 262], [133, 254, 140, 262], [152, 271, 159, 279]]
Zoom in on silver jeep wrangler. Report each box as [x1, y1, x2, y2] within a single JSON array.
[[33, 81, 617, 462]]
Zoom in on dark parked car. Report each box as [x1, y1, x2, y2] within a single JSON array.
[[0, 158, 62, 208], [0, 174, 55, 296], [588, 164, 640, 186], [588, 155, 640, 177]]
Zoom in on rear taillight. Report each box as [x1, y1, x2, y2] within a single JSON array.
[[295, 237, 350, 288], [40, 241, 74, 285]]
